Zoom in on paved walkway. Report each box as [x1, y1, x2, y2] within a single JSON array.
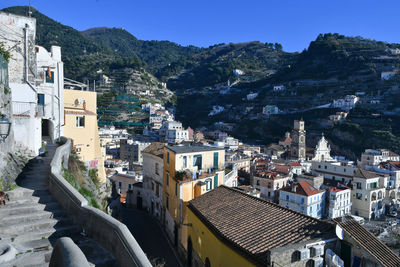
[[121, 208, 182, 267]]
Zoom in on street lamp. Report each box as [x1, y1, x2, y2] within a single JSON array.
[[0, 114, 11, 142]]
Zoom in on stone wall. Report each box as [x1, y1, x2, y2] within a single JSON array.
[[0, 65, 27, 190], [49, 138, 152, 267]]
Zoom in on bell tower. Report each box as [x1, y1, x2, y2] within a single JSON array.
[[291, 119, 306, 160]]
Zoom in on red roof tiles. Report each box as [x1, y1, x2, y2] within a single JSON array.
[[188, 186, 335, 265], [282, 181, 324, 196]]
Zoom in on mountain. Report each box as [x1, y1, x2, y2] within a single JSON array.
[[81, 27, 200, 74]]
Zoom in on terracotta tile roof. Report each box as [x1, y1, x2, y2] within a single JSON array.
[[354, 169, 379, 179], [289, 162, 302, 167], [64, 110, 96, 115], [334, 216, 400, 267], [388, 161, 400, 170], [142, 142, 165, 158], [389, 151, 400, 157], [188, 186, 335, 265], [281, 181, 324, 197], [281, 137, 292, 143], [271, 164, 290, 175]]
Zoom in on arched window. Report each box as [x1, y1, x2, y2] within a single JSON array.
[[205, 257, 211, 267], [378, 191, 383, 200], [187, 237, 193, 267], [291, 251, 300, 262]]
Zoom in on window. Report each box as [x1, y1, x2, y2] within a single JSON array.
[[205, 257, 211, 267], [213, 152, 218, 169], [76, 116, 85, 128], [256, 180, 260, 186], [301, 198, 305, 204], [193, 154, 202, 170], [128, 184, 132, 190], [175, 182, 178, 196], [182, 156, 187, 169], [46, 70, 54, 83], [155, 163, 159, 175], [318, 165, 321, 169], [118, 182, 122, 189], [324, 166, 327, 169], [38, 93, 45, 105], [286, 195, 289, 201], [166, 172, 169, 186], [357, 182, 362, 189], [356, 193, 362, 200], [205, 179, 212, 191], [167, 152, 170, 164]]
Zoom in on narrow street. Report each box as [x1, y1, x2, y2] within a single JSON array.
[[121, 208, 182, 267]]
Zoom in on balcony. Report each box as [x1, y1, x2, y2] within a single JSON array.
[[12, 101, 45, 118], [175, 168, 223, 182]]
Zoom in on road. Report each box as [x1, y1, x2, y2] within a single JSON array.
[[121, 208, 182, 267]]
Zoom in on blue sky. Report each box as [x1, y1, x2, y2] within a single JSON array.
[[1, 0, 400, 52]]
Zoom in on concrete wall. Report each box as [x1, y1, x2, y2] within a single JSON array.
[[49, 137, 152, 267]]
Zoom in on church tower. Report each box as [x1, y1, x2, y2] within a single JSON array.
[[291, 119, 306, 160]]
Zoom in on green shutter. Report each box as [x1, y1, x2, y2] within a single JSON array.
[[213, 152, 218, 169], [214, 174, 218, 189]]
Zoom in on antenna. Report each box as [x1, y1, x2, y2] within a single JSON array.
[[28, 0, 32, 17]]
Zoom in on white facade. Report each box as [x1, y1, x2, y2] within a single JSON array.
[[312, 135, 334, 162], [166, 128, 189, 144], [332, 95, 358, 110], [312, 161, 357, 184], [143, 150, 164, 220], [328, 186, 352, 219], [273, 85, 286, 91], [279, 183, 325, 218], [246, 92, 258, 100], [381, 71, 396, 80], [360, 149, 400, 168], [351, 170, 387, 220], [1, 12, 64, 155]]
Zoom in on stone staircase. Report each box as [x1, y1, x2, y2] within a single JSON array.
[[0, 144, 117, 267]]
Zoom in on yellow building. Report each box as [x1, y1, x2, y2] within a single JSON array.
[[187, 186, 338, 267], [163, 144, 225, 250], [64, 89, 106, 183]]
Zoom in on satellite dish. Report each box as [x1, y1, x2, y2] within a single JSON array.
[[336, 225, 344, 240]]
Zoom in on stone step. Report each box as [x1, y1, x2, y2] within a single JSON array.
[[2, 249, 52, 267], [0, 217, 73, 235], [0, 208, 66, 225], [6, 193, 53, 206], [6, 188, 51, 200], [0, 201, 61, 216], [73, 236, 118, 267], [1, 224, 81, 244]]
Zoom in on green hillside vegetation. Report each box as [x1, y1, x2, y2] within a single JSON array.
[[163, 41, 295, 90], [82, 27, 200, 74]]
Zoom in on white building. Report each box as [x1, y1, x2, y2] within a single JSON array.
[[273, 85, 286, 91], [279, 181, 325, 218], [1, 12, 64, 155], [351, 169, 387, 220], [360, 149, 400, 168], [223, 136, 239, 150], [142, 142, 165, 220], [159, 121, 189, 143], [253, 171, 291, 200], [262, 105, 279, 116], [233, 69, 244, 76], [312, 134, 334, 162], [328, 185, 352, 219], [332, 95, 358, 110], [312, 160, 357, 184], [381, 71, 396, 80], [246, 92, 258, 100]]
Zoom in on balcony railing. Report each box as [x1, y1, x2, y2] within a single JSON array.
[[12, 101, 45, 118]]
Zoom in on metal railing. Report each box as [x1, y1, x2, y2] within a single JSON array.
[[12, 101, 44, 118]]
